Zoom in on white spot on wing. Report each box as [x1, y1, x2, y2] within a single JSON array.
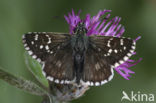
[[47, 76, 54, 81], [37, 58, 41, 63], [86, 81, 91, 85], [47, 38, 51, 44], [28, 51, 33, 55], [95, 82, 100, 86], [45, 45, 49, 50], [119, 60, 124, 64], [127, 53, 132, 57], [25, 47, 30, 50], [101, 80, 107, 85], [55, 79, 59, 83], [130, 50, 134, 53], [133, 42, 136, 45], [65, 80, 70, 84], [40, 45, 43, 49], [123, 46, 126, 50], [32, 55, 37, 59], [107, 40, 111, 47], [114, 62, 119, 67], [35, 34, 38, 41], [114, 49, 118, 53], [24, 44, 27, 47], [108, 49, 112, 53], [120, 39, 124, 45], [132, 46, 135, 49], [124, 56, 129, 61], [60, 80, 64, 84], [108, 67, 114, 81], [50, 51, 53, 54], [31, 41, 34, 45], [90, 82, 94, 86], [107, 53, 110, 56]]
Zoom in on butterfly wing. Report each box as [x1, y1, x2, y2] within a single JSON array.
[[43, 44, 75, 84], [82, 35, 136, 86], [89, 36, 136, 66], [23, 32, 71, 62], [23, 32, 74, 84], [82, 48, 114, 86]]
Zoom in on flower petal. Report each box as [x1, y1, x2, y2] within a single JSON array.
[[114, 58, 142, 80]]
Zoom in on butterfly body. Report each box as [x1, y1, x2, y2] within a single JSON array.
[[71, 23, 89, 84], [22, 22, 136, 86]]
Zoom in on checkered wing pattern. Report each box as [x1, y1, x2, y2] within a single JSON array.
[[81, 35, 136, 86], [23, 32, 74, 84]]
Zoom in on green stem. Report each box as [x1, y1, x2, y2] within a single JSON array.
[[0, 67, 48, 96]]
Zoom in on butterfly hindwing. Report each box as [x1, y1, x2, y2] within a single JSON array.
[[43, 44, 75, 84], [82, 48, 114, 86]]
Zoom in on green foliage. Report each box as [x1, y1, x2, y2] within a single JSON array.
[[24, 53, 49, 88]]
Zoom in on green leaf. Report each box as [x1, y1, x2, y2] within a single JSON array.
[[24, 53, 49, 88]]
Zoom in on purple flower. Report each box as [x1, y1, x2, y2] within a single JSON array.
[[64, 9, 142, 80]]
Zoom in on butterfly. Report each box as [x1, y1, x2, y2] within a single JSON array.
[[22, 22, 136, 86]]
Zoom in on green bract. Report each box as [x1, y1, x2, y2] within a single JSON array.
[[25, 52, 49, 88]]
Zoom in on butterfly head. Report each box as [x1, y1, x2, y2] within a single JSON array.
[[74, 22, 87, 35]]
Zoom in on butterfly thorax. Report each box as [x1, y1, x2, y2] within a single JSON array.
[[71, 22, 88, 52]]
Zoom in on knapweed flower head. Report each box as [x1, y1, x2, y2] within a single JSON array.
[[65, 9, 142, 80]]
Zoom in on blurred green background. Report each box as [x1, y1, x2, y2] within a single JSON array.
[[0, 0, 156, 103]]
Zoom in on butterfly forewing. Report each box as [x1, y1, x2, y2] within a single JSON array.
[[23, 32, 74, 84], [23, 32, 71, 62]]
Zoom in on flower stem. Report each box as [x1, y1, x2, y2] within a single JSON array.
[[0, 66, 48, 96]]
